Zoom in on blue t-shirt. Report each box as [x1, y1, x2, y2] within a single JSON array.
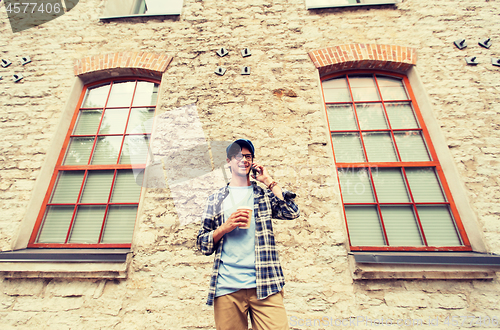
[[215, 185, 256, 297]]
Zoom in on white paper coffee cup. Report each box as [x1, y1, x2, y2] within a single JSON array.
[[237, 206, 252, 229]]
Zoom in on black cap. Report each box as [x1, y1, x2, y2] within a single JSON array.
[[226, 139, 255, 159]]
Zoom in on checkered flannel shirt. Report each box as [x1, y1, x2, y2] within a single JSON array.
[[196, 181, 300, 306]]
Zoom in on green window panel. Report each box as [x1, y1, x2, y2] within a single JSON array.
[[331, 133, 365, 163], [372, 168, 410, 203], [126, 108, 155, 134], [91, 136, 123, 165], [417, 206, 461, 246], [119, 135, 150, 164], [385, 102, 419, 129], [80, 171, 114, 204], [345, 206, 385, 246], [394, 131, 431, 162], [101, 205, 138, 243], [132, 82, 159, 106], [363, 132, 398, 162], [64, 137, 94, 165], [322, 77, 351, 103], [356, 103, 388, 130], [99, 109, 129, 135], [68, 206, 106, 244], [349, 76, 380, 102], [338, 168, 375, 203], [50, 171, 85, 204], [381, 206, 424, 246], [111, 170, 143, 203], [37, 206, 75, 243], [106, 81, 135, 108], [82, 84, 110, 108], [73, 110, 102, 135], [405, 168, 446, 203], [377, 76, 408, 100], [326, 104, 357, 131]]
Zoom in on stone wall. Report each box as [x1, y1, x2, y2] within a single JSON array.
[[0, 0, 499, 328]]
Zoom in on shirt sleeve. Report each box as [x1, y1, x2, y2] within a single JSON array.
[[270, 188, 300, 220], [196, 194, 217, 256]]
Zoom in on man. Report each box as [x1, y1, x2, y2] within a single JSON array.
[[196, 139, 300, 330]]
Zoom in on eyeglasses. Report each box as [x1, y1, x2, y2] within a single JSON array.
[[233, 153, 253, 161]]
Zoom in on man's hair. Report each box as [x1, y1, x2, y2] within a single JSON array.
[[226, 139, 255, 159]]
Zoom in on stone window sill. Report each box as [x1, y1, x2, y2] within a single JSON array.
[[0, 249, 131, 279], [305, 0, 400, 10], [99, 13, 180, 21], [349, 252, 500, 280]]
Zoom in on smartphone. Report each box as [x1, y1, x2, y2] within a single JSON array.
[[251, 166, 259, 178]]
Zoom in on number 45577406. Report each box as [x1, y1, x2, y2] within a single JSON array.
[[6, 2, 62, 14]]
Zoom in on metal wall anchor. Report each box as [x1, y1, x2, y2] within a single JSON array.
[[1, 59, 11, 68], [216, 48, 229, 57], [465, 57, 478, 65], [454, 39, 467, 50], [214, 67, 227, 76]]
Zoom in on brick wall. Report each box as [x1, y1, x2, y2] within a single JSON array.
[[1, 0, 499, 329], [308, 44, 417, 75], [74, 52, 172, 82]]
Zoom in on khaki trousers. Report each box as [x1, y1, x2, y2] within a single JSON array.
[[214, 288, 289, 330]]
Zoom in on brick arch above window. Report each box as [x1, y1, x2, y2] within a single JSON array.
[[74, 52, 173, 83], [308, 44, 417, 76]]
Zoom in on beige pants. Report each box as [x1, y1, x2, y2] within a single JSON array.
[[214, 288, 289, 330]]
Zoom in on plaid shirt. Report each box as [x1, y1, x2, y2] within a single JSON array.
[[196, 182, 300, 306]]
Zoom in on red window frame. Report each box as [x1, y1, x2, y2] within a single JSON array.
[[322, 71, 472, 252], [28, 77, 159, 249]]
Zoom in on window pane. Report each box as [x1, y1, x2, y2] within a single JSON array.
[[68, 206, 106, 243], [372, 168, 410, 203], [99, 109, 129, 134], [405, 168, 446, 203], [394, 131, 431, 162], [73, 110, 102, 135], [348, 76, 380, 101], [377, 76, 408, 100], [381, 206, 423, 246], [119, 135, 150, 164], [126, 108, 155, 134], [50, 171, 85, 204], [91, 136, 122, 165], [111, 170, 143, 203], [385, 103, 419, 129], [101, 205, 138, 243], [64, 137, 94, 165], [106, 81, 135, 108], [338, 168, 375, 203], [327, 104, 357, 131], [80, 171, 114, 203], [363, 132, 398, 162], [417, 206, 461, 246], [331, 133, 365, 163], [356, 103, 388, 130], [322, 77, 351, 102], [132, 82, 159, 106], [133, 0, 147, 14], [345, 206, 385, 246], [82, 84, 110, 108], [37, 206, 74, 243]]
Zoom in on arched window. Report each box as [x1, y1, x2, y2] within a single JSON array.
[[322, 72, 471, 251], [28, 78, 159, 248]]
